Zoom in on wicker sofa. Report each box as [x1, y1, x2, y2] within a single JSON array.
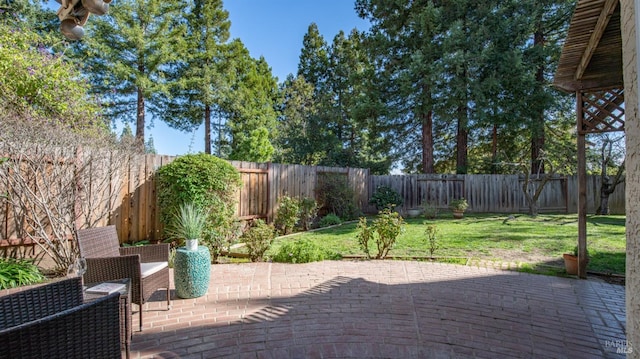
[[0, 277, 121, 359]]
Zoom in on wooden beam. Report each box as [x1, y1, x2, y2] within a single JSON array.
[[576, 91, 588, 279], [574, 0, 618, 80]]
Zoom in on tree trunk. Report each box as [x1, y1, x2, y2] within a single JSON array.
[[421, 110, 434, 173], [528, 200, 539, 217], [456, 57, 469, 174], [596, 164, 625, 215], [531, 29, 546, 174], [456, 106, 468, 174], [205, 105, 211, 154], [597, 191, 611, 215], [491, 123, 498, 174], [136, 87, 145, 148]]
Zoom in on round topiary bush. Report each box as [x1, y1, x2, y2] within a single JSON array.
[[156, 154, 242, 256]]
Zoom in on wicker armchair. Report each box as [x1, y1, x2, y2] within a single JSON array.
[[0, 277, 121, 359], [76, 225, 171, 331]]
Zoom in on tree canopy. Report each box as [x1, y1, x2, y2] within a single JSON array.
[[74, 0, 187, 144], [0, 20, 103, 132], [2, 0, 591, 176]]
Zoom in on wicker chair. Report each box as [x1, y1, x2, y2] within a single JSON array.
[[0, 277, 121, 359], [76, 225, 171, 331]]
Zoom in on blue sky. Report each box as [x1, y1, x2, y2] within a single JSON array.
[[121, 0, 370, 155]]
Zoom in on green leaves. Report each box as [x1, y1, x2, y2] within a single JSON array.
[[355, 0, 575, 174], [241, 219, 275, 262], [274, 196, 301, 236], [356, 209, 405, 259], [0, 22, 102, 128], [369, 185, 403, 210], [76, 0, 189, 141], [156, 153, 242, 253], [165, 202, 208, 243], [0, 259, 45, 290], [271, 239, 339, 264]]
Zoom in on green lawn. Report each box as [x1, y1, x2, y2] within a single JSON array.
[[267, 213, 626, 275]]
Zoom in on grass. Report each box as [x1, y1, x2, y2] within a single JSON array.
[[266, 213, 626, 275]]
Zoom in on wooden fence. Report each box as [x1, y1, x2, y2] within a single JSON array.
[[102, 157, 370, 242], [368, 174, 625, 215], [93, 158, 627, 242], [0, 152, 625, 243]]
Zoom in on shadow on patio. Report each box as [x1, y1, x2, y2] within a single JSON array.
[[131, 261, 626, 359]]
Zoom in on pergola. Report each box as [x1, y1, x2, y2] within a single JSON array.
[[553, 0, 624, 278]]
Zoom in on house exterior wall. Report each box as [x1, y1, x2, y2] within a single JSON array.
[[622, 0, 639, 356]]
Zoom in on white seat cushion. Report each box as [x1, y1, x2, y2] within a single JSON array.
[[140, 262, 168, 278]]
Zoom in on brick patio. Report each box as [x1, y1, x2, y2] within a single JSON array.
[[131, 261, 626, 359]]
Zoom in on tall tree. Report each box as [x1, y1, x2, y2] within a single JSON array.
[[75, 0, 186, 145], [523, 0, 574, 174], [298, 23, 330, 93], [274, 74, 326, 165], [293, 24, 338, 164], [153, 0, 231, 154], [357, 0, 573, 175], [295, 23, 392, 173], [325, 29, 391, 171], [356, 0, 441, 173], [220, 40, 279, 162]]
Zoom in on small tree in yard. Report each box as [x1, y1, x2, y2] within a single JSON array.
[[369, 185, 403, 210], [504, 151, 559, 217], [425, 225, 439, 258], [595, 135, 625, 215], [356, 208, 405, 259]]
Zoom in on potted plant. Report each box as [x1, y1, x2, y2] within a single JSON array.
[[563, 246, 589, 275], [449, 198, 468, 219], [166, 202, 207, 251]]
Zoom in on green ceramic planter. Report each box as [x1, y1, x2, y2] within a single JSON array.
[[174, 246, 211, 298]]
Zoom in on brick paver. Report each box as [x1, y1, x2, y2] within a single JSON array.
[[131, 261, 626, 358]]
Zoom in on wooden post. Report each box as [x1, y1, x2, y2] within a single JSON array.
[[576, 91, 588, 279]]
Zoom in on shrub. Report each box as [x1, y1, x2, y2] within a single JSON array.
[[356, 217, 374, 258], [356, 208, 405, 259], [316, 173, 359, 220], [369, 185, 403, 210], [241, 219, 275, 262], [272, 239, 340, 263], [422, 201, 438, 219], [156, 153, 242, 260], [319, 213, 342, 227], [0, 258, 45, 290], [274, 196, 300, 235], [298, 197, 319, 231], [425, 225, 439, 257], [207, 220, 243, 262]]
